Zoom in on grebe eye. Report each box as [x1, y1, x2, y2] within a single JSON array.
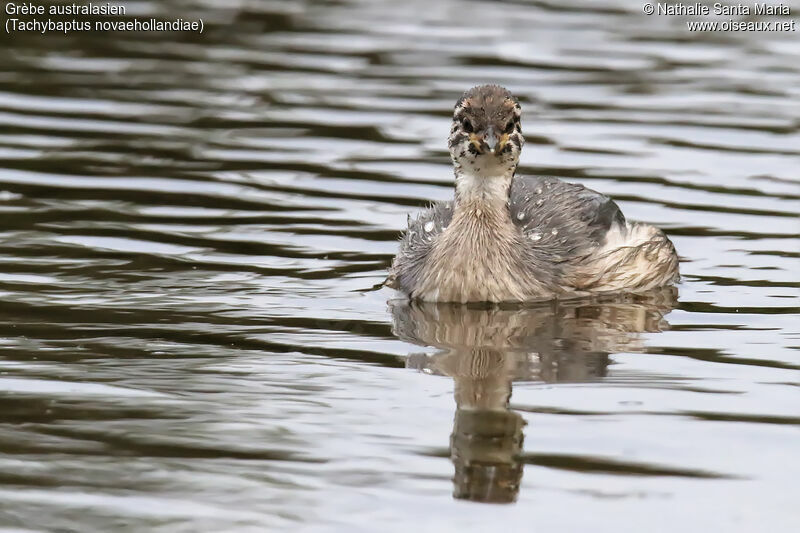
[[504, 120, 515, 134], [461, 118, 473, 133]]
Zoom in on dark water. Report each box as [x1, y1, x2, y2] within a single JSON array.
[[1, 1, 798, 531]]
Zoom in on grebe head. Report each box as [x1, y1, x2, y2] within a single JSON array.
[[448, 85, 524, 181]]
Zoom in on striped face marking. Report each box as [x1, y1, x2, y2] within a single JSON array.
[[448, 85, 525, 176]]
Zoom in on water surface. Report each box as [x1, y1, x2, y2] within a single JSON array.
[[0, 1, 798, 531]]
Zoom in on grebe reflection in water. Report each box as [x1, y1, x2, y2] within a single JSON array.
[[390, 288, 677, 503]]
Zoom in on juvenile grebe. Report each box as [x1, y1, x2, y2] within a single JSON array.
[[387, 85, 679, 303]]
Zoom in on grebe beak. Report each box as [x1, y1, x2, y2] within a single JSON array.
[[483, 127, 499, 154]]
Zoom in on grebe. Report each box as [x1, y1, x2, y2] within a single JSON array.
[[387, 85, 679, 303]]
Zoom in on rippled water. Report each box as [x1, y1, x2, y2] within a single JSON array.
[[0, 0, 798, 531]]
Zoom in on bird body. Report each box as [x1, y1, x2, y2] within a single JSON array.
[[387, 85, 679, 303]]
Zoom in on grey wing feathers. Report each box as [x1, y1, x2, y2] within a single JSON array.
[[386, 201, 454, 291], [509, 176, 625, 260]]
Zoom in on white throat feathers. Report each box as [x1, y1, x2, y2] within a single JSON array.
[[454, 165, 515, 211]]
